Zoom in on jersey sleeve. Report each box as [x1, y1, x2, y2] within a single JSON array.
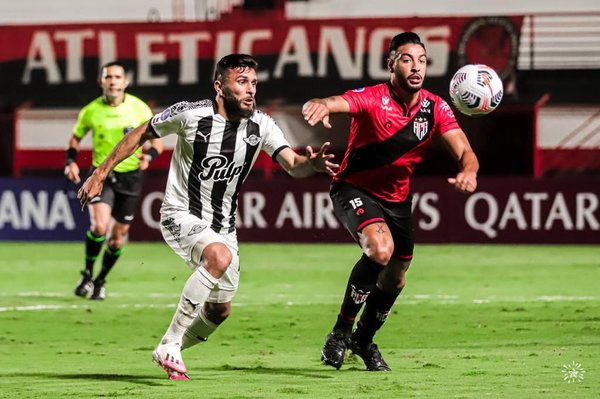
[[149, 102, 188, 138], [72, 105, 91, 139], [340, 87, 371, 115], [260, 113, 291, 160], [436, 98, 460, 135]]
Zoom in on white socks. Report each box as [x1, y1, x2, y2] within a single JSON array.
[[161, 266, 218, 346], [181, 308, 219, 350]]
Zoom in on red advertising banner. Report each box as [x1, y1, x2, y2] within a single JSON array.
[[0, 15, 521, 107], [128, 175, 600, 244]]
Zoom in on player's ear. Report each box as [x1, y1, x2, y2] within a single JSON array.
[[387, 58, 394, 73], [214, 79, 223, 96]]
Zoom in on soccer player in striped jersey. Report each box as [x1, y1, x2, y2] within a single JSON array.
[[77, 54, 339, 380], [302, 32, 479, 371]]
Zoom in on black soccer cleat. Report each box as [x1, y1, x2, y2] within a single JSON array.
[[74, 270, 94, 298], [90, 279, 106, 300], [321, 331, 349, 370], [350, 339, 391, 371]]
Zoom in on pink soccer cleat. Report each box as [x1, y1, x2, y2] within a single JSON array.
[[152, 341, 188, 377], [168, 371, 190, 380]]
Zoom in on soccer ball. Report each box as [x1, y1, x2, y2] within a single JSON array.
[[449, 64, 503, 116]]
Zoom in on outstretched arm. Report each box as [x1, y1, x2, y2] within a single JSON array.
[[441, 129, 479, 193], [276, 142, 339, 178], [77, 121, 154, 206], [302, 96, 349, 128]]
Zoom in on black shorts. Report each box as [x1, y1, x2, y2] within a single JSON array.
[[89, 169, 143, 225], [330, 180, 414, 261]]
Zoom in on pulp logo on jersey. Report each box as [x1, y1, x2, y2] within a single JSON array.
[[350, 284, 370, 304], [243, 134, 260, 146], [380, 95, 392, 111], [413, 117, 429, 140], [199, 155, 244, 184]]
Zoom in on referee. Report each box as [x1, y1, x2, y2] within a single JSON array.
[[65, 61, 163, 300]]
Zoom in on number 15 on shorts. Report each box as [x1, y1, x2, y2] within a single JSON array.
[[349, 198, 363, 209]]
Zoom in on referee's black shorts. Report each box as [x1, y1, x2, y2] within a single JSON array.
[[89, 169, 143, 225], [330, 180, 414, 261]]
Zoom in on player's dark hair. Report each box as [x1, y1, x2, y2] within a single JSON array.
[[214, 54, 259, 82], [388, 32, 426, 57], [98, 61, 128, 79]]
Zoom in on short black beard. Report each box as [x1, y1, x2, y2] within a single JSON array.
[[398, 79, 422, 94], [222, 87, 254, 119]]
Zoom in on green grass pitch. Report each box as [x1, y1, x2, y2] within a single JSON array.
[[0, 242, 598, 398]]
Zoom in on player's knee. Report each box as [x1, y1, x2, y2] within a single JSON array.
[[380, 275, 406, 292], [90, 224, 107, 237], [202, 244, 232, 274], [107, 237, 124, 249], [365, 245, 393, 266]]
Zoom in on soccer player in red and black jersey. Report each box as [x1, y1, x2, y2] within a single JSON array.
[[302, 32, 479, 371]]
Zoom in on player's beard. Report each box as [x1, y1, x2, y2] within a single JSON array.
[[398, 77, 422, 93], [222, 87, 255, 119], [395, 71, 423, 94]]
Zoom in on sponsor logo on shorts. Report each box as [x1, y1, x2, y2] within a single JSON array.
[[161, 217, 182, 243], [187, 224, 207, 236]]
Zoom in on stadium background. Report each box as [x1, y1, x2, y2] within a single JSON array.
[[0, 0, 599, 244]]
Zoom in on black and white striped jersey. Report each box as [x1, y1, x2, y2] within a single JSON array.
[[149, 100, 290, 234]]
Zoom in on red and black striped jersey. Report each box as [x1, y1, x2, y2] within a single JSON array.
[[335, 82, 459, 202]]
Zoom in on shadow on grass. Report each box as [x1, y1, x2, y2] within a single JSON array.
[[215, 364, 349, 378], [8, 372, 165, 386], [10, 365, 362, 385]]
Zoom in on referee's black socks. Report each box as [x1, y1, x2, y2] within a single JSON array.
[[84, 230, 105, 274]]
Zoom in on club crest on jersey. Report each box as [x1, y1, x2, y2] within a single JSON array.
[[243, 134, 260, 146], [413, 117, 429, 140], [380, 95, 393, 111], [199, 155, 243, 183]]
